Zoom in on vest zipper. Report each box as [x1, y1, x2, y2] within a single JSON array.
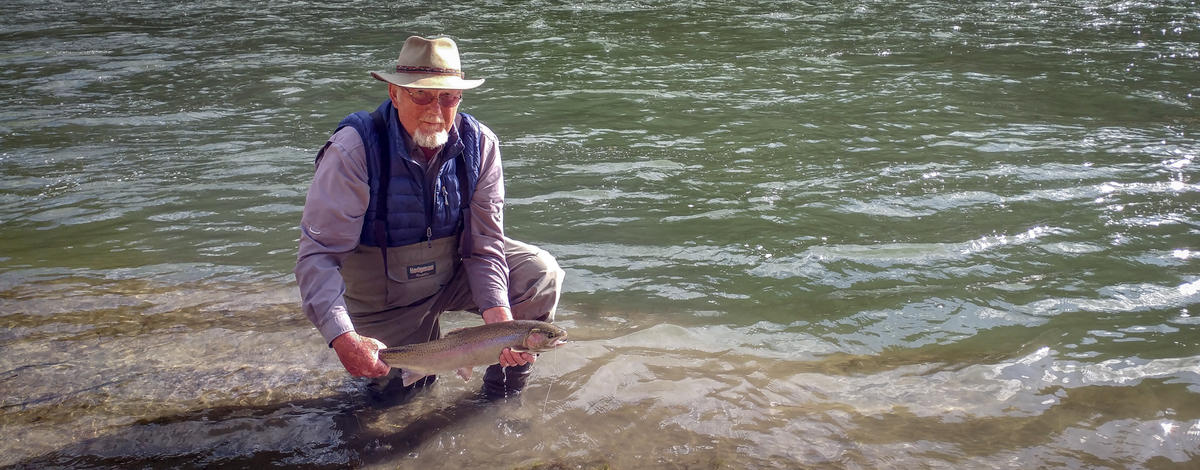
[[399, 152, 434, 249], [425, 172, 439, 249], [427, 183, 436, 248], [437, 186, 450, 249]]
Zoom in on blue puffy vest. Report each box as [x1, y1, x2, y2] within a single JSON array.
[[333, 99, 483, 250]]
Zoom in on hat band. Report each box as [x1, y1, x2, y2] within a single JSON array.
[[394, 65, 464, 77]]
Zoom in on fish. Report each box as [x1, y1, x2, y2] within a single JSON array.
[[378, 320, 568, 387]]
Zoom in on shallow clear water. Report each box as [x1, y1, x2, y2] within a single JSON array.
[[1, 1, 1198, 468]]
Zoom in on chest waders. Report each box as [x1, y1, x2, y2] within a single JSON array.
[[341, 108, 471, 317]]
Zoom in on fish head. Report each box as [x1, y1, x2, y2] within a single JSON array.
[[522, 323, 569, 352]]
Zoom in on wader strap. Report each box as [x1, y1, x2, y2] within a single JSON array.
[[370, 109, 390, 269]]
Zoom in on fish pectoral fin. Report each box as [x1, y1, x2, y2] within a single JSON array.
[[509, 347, 529, 353], [456, 367, 473, 382], [400, 369, 428, 388]]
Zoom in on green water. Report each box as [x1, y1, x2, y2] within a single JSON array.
[[1, 1, 1198, 468]]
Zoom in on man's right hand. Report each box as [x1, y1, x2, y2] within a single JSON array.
[[331, 331, 391, 378]]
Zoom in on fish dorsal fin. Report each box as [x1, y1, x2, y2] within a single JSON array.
[[443, 327, 469, 337]]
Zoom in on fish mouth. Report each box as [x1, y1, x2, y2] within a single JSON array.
[[532, 338, 568, 352], [552, 330, 569, 346]]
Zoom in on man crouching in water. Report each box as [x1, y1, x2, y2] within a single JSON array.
[[294, 35, 564, 401]]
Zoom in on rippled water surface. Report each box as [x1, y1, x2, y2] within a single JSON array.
[[2, 1, 1198, 468]]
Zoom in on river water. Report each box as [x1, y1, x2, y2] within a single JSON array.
[[2, 1, 1198, 468]]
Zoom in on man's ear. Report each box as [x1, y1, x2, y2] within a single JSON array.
[[387, 84, 403, 109]]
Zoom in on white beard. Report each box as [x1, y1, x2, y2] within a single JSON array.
[[413, 129, 449, 148]]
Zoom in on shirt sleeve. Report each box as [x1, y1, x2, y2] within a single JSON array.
[[294, 126, 370, 346], [463, 123, 511, 312]]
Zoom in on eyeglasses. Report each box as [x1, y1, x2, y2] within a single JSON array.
[[404, 88, 462, 107]]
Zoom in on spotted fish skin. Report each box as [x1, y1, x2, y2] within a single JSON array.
[[378, 320, 568, 387]]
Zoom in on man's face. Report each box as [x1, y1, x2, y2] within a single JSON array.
[[389, 84, 462, 149]]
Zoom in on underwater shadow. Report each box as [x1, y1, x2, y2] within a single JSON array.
[[6, 386, 502, 469]]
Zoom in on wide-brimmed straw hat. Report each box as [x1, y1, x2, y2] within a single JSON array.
[[371, 36, 484, 90]]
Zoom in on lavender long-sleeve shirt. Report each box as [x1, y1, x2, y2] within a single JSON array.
[[294, 114, 508, 345]]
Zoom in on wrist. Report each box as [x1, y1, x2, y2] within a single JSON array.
[[331, 331, 359, 351], [481, 306, 512, 324]]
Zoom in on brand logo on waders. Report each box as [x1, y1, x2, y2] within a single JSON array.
[[407, 261, 436, 279]]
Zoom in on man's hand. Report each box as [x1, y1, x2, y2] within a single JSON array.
[[481, 306, 537, 368], [331, 331, 390, 378]]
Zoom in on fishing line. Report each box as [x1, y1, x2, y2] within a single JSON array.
[[542, 352, 556, 415]]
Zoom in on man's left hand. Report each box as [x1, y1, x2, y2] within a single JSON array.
[[482, 306, 537, 367]]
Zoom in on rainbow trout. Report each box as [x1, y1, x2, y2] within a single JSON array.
[[378, 320, 568, 387]]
